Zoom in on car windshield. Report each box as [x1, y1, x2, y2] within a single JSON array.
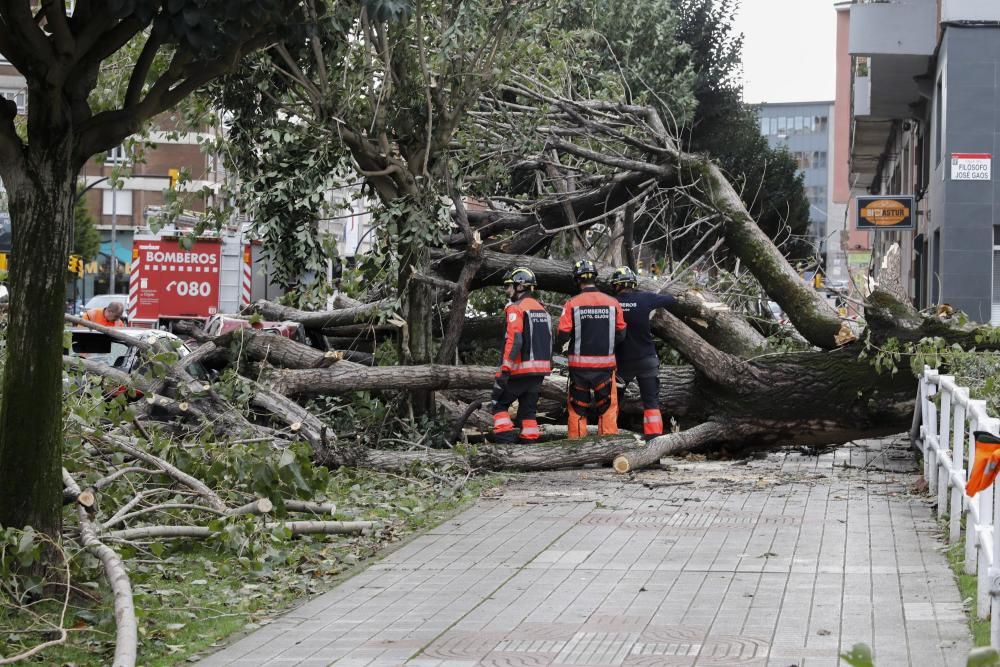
[[71, 333, 133, 368]]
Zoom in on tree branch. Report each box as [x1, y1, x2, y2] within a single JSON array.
[[123, 21, 166, 108], [41, 0, 74, 57], [0, 3, 54, 71]]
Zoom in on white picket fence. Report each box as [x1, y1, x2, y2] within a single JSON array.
[[914, 366, 1000, 647]]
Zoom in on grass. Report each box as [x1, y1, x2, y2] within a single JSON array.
[[1, 469, 505, 665], [945, 538, 991, 647]]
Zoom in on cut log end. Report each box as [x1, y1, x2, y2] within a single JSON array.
[[612, 456, 631, 474], [78, 489, 96, 509]]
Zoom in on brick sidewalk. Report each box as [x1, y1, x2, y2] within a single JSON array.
[[198, 435, 972, 666]]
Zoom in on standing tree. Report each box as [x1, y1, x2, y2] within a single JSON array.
[[214, 0, 544, 413], [0, 1, 307, 539]]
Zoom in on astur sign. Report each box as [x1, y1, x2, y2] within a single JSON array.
[[951, 152, 992, 181], [856, 195, 914, 230]]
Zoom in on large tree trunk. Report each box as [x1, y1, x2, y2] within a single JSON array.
[[685, 158, 845, 349], [0, 133, 76, 536]]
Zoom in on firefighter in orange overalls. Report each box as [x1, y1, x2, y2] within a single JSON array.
[[491, 267, 553, 444], [557, 259, 626, 438]]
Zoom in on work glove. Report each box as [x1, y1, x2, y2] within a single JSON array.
[[491, 370, 511, 403]]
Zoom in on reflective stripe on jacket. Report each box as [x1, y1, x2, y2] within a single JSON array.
[[558, 288, 626, 369], [500, 296, 553, 377]]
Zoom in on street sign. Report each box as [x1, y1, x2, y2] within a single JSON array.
[[856, 195, 914, 230], [951, 152, 992, 181]]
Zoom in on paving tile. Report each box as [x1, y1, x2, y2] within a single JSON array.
[[196, 435, 971, 666]]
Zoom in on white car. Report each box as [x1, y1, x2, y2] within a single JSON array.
[[69, 327, 200, 376], [84, 294, 129, 311]]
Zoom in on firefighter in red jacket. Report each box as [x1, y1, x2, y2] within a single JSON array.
[[557, 259, 626, 438], [492, 267, 553, 443]]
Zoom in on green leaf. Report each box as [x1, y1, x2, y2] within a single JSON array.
[[840, 643, 874, 667]]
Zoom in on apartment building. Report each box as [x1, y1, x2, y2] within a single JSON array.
[[757, 101, 835, 264], [845, 0, 1000, 324]]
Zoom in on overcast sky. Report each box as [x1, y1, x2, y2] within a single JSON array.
[[733, 0, 839, 104]]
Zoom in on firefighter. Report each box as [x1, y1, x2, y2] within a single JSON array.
[[557, 259, 626, 438], [491, 267, 553, 444], [610, 266, 677, 440], [82, 301, 125, 328]]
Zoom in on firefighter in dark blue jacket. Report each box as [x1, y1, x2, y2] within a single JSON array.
[[610, 266, 677, 440], [492, 267, 553, 443]]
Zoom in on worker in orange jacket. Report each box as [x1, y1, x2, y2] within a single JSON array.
[[491, 268, 553, 443], [82, 301, 125, 327], [557, 259, 626, 438]]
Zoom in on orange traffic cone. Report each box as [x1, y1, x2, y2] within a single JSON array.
[[965, 431, 1000, 497]]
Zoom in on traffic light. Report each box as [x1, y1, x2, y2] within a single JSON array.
[[168, 168, 180, 190], [68, 254, 83, 277]]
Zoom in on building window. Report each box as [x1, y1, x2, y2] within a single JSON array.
[[0, 90, 25, 113], [935, 76, 944, 166], [769, 117, 777, 135], [106, 144, 129, 164], [759, 116, 768, 135], [102, 189, 132, 216]]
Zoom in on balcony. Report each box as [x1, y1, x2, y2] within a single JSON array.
[[941, 0, 1000, 22], [849, 0, 936, 118], [848, 1, 936, 189]]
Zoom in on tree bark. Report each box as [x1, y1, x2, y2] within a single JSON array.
[[223, 328, 364, 370], [267, 363, 568, 401], [247, 299, 391, 329], [0, 131, 75, 537]]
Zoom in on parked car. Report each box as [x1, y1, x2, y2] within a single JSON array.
[[67, 327, 206, 389], [203, 314, 308, 344]]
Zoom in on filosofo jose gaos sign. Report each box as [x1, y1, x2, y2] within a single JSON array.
[[951, 153, 992, 181], [856, 195, 914, 230]]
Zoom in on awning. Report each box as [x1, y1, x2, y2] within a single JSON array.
[[99, 242, 132, 265]]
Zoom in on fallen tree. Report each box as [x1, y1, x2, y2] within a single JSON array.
[[35, 26, 994, 667]]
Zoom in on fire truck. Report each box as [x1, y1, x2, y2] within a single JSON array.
[[128, 213, 254, 329]]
